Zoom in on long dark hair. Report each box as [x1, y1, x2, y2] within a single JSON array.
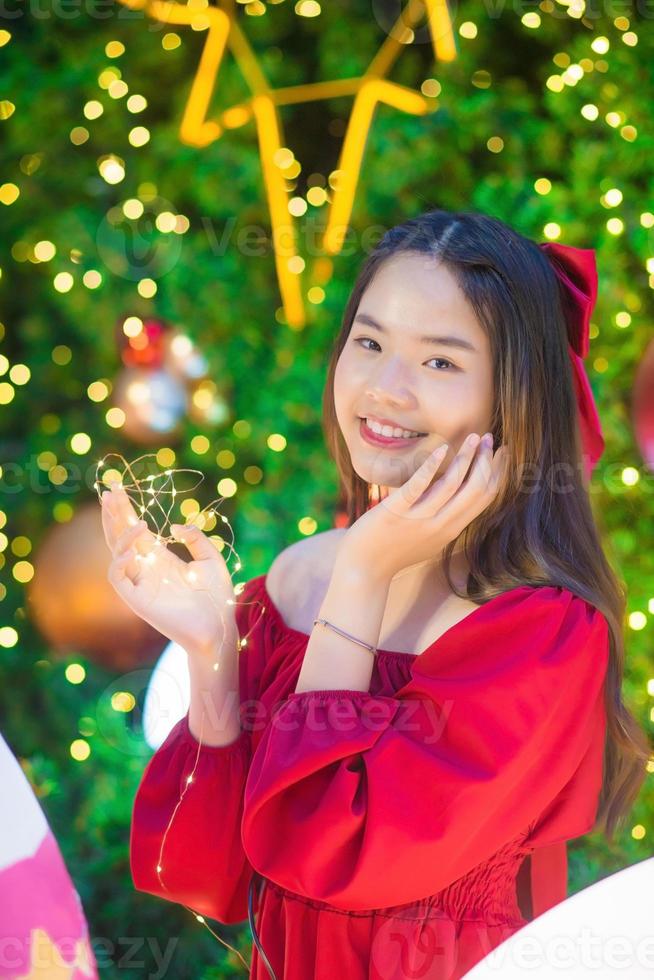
[[321, 208, 650, 842]]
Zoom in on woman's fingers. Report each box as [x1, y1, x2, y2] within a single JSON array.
[[170, 523, 219, 563], [112, 520, 148, 583], [101, 485, 188, 579], [442, 433, 484, 488], [435, 441, 509, 532], [113, 519, 148, 559], [396, 444, 449, 508], [110, 483, 143, 531], [467, 440, 508, 495], [107, 550, 139, 600], [487, 445, 509, 491], [100, 492, 118, 551], [401, 433, 482, 509], [100, 482, 138, 550]]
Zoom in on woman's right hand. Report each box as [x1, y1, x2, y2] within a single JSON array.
[[101, 483, 237, 663]]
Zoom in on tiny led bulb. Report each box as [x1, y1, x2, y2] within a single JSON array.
[[156, 864, 162, 873]]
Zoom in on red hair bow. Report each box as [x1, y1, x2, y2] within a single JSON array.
[[538, 241, 606, 481]]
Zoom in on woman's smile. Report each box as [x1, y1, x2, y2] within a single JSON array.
[[358, 416, 428, 449]]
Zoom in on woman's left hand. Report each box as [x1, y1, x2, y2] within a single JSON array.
[[337, 433, 509, 583]]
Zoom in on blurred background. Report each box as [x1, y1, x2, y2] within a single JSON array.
[[1, 0, 653, 975]]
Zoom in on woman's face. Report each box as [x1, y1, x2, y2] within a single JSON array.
[[334, 252, 495, 491]]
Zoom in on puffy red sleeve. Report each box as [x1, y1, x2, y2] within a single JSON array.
[[129, 576, 269, 924], [241, 586, 609, 911]]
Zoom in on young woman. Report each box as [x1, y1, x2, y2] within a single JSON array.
[[101, 209, 649, 980]]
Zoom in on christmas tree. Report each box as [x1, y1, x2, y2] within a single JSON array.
[[1, 0, 652, 974]]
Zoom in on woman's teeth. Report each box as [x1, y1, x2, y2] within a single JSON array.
[[364, 418, 426, 438]]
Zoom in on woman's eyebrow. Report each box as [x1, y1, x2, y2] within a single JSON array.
[[353, 313, 477, 352]]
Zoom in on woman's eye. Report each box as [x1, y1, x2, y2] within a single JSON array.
[[353, 337, 455, 371]]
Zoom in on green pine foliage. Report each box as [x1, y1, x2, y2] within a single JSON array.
[[1, 1, 652, 975]]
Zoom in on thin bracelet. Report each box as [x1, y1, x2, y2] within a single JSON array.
[[313, 617, 378, 658]]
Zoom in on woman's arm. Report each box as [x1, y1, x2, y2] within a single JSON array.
[[186, 625, 242, 746], [294, 558, 391, 694], [130, 576, 270, 924]]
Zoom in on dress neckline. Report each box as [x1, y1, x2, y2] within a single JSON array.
[[259, 573, 537, 661]]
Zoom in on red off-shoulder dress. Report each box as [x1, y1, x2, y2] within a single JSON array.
[[129, 573, 609, 980]]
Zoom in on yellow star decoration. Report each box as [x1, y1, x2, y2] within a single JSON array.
[[114, 0, 457, 328], [17, 928, 95, 979]]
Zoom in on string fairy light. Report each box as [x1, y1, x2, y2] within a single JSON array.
[[94, 451, 269, 972]]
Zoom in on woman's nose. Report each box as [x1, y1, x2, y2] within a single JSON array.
[[365, 356, 416, 396], [365, 378, 414, 407]]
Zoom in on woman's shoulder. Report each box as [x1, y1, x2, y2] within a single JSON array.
[[474, 582, 610, 641], [265, 528, 346, 629]]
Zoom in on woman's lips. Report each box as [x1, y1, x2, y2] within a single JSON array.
[[359, 417, 426, 449]]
